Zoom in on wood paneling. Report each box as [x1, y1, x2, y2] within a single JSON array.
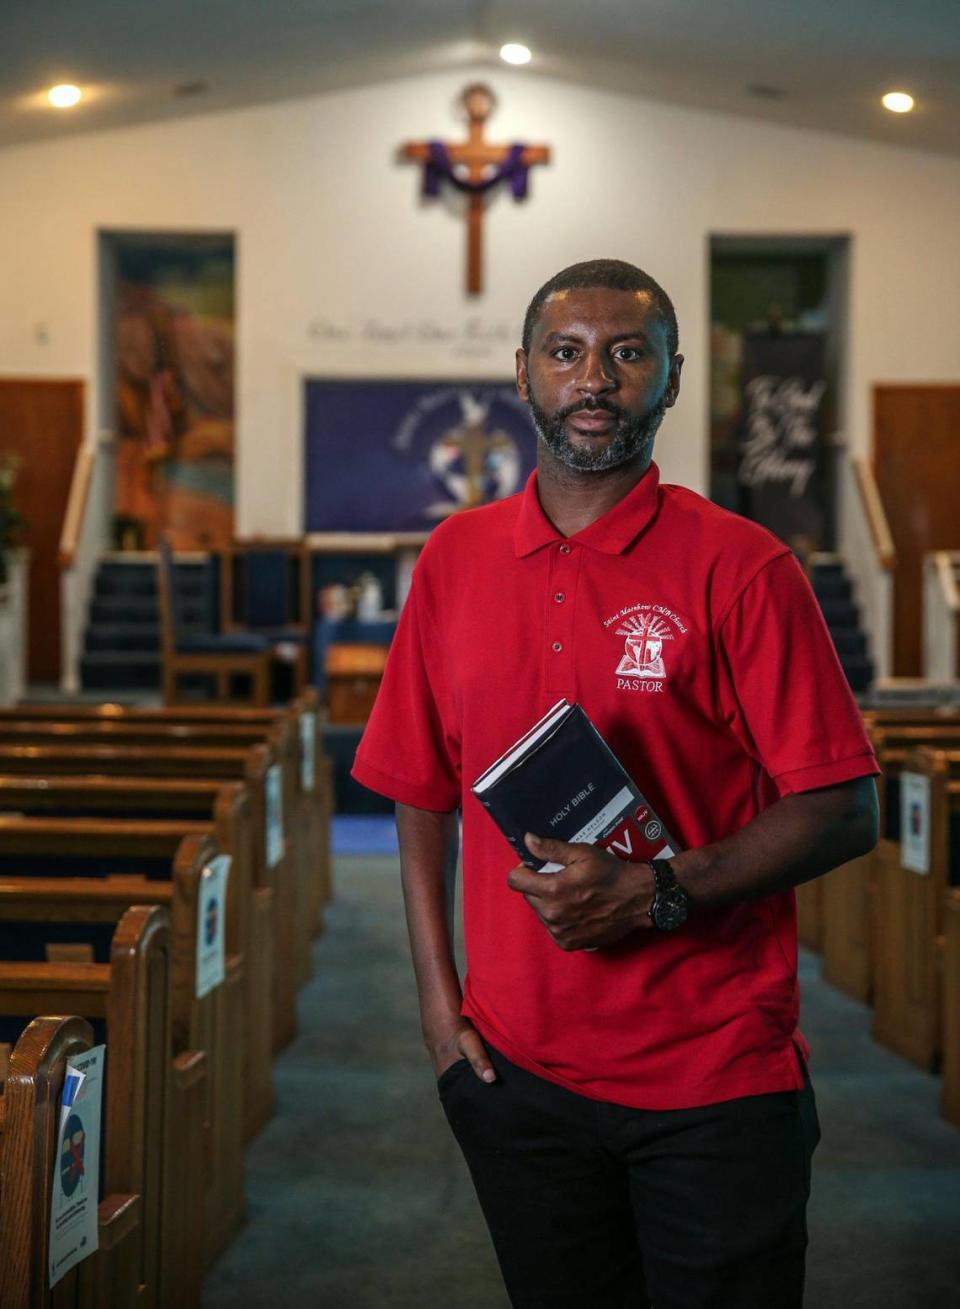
[[0, 379, 84, 682], [874, 385, 960, 676]]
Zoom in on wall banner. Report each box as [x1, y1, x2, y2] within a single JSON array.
[[304, 379, 538, 532], [737, 333, 827, 546]]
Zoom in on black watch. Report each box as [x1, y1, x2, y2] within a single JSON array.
[[648, 858, 689, 932]]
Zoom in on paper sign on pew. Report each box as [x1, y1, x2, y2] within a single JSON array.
[[49, 1044, 105, 1288], [196, 854, 231, 998], [266, 763, 284, 868], [300, 711, 316, 792], [901, 771, 931, 875]]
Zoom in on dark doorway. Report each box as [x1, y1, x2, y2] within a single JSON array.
[[709, 236, 848, 552], [874, 385, 960, 676]]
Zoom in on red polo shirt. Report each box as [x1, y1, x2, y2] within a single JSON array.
[[352, 464, 878, 1110]]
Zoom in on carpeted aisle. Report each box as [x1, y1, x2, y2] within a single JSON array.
[[204, 821, 960, 1308], [203, 821, 508, 1308]]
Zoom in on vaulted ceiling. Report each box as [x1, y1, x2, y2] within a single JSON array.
[[3, 0, 958, 156]]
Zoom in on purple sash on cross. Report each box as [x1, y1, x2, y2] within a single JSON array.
[[423, 142, 530, 200]]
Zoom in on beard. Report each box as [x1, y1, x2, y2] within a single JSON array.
[[528, 387, 667, 473]]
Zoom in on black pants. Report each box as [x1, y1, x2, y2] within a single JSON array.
[[439, 1043, 820, 1309]]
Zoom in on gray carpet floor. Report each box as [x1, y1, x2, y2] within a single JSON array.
[[203, 854, 960, 1308]]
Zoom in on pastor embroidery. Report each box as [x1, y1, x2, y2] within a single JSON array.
[[603, 603, 687, 691]]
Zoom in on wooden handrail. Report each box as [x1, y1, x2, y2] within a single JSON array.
[[58, 441, 96, 569], [852, 455, 896, 570], [933, 551, 960, 614]]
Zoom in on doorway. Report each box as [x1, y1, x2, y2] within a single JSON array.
[[709, 236, 848, 551], [0, 378, 83, 683]]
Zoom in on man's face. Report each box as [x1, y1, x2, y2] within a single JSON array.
[[516, 287, 683, 473]]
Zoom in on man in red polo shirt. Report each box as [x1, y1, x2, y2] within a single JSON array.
[[352, 259, 878, 1308]]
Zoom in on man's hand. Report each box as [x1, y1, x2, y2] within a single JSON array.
[[507, 834, 655, 951], [426, 1017, 497, 1083]]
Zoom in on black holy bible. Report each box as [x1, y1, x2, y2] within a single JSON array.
[[471, 699, 681, 872]]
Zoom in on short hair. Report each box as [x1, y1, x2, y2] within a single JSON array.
[[521, 259, 679, 358]]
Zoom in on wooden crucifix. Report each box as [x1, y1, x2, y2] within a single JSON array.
[[401, 84, 550, 295]]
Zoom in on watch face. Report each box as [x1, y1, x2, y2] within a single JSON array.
[[652, 890, 688, 932]]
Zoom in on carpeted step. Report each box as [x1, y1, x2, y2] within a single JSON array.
[[89, 595, 208, 626], [829, 628, 868, 659], [80, 652, 161, 691], [84, 623, 161, 653], [95, 571, 211, 602], [813, 574, 853, 605], [818, 598, 860, 628], [840, 654, 875, 693]]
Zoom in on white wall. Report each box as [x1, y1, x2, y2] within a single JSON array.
[[1, 68, 958, 534]]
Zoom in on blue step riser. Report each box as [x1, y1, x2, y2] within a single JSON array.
[[810, 563, 874, 693], [81, 660, 161, 691], [85, 629, 160, 653], [82, 557, 217, 692]]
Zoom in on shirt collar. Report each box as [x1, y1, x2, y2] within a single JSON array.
[[513, 462, 662, 558]]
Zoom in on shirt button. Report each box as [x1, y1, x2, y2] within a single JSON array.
[[552, 641, 563, 652], [554, 592, 565, 603], [559, 545, 571, 555]]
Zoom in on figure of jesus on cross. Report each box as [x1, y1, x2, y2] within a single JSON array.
[[401, 84, 550, 295]]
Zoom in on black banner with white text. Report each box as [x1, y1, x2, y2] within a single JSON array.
[[737, 332, 827, 548]]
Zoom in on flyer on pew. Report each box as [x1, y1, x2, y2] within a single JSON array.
[[471, 699, 682, 872]]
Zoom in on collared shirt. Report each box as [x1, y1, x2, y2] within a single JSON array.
[[352, 463, 878, 1110]]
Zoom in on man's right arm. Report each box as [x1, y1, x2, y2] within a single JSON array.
[[396, 801, 496, 1083]]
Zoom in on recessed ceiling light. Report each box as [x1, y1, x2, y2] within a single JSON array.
[[882, 91, 914, 114], [500, 43, 532, 66], [47, 84, 82, 109]]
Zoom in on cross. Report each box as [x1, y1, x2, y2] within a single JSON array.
[[442, 415, 514, 509], [401, 84, 550, 295]]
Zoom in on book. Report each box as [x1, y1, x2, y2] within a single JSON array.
[[471, 699, 682, 872]]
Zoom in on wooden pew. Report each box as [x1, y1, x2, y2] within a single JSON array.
[[0, 695, 330, 952], [0, 691, 335, 937], [0, 738, 301, 1049], [783, 711, 960, 957], [0, 688, 333, 923], [871, 746, 960, 1071], [0, 1014, 142, 1309], [820, 721, 960, 1003], [0, 899, 207, 1306], [0, 720, 275, 748], [942, 888, 960, 1127], [0, 831, 245, 1268], [0, 777, 273, 1141]]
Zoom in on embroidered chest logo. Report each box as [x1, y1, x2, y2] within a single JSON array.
[[602, 603, 687, 693]]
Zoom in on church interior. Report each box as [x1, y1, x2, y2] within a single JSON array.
[[1, 1, 959, 1305]]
